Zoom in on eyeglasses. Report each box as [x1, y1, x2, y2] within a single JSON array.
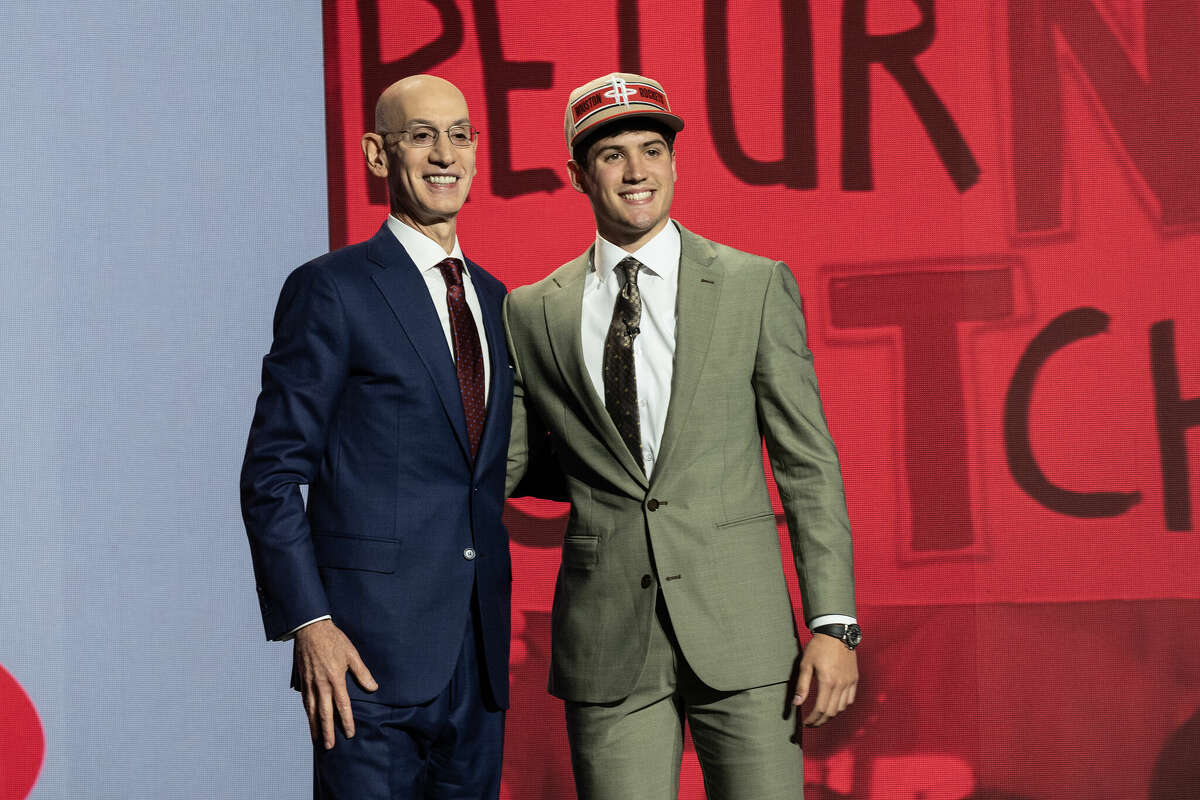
[[379, 124, 480, 149]]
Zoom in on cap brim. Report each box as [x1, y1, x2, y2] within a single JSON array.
[[569, 109, 685, 148]]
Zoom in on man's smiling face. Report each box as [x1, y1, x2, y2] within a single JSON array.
[[569, 127, 676, 252], [379, 77, 477, 228]]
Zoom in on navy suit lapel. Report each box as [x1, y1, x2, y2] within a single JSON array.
[[366, 225, 473, 464], [469, 256, 510, 474]]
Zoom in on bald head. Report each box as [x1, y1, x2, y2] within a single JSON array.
[[375, 74, 467, 133], [361, 74, 477, 253]]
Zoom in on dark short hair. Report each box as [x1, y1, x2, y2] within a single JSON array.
[[571, 117, 677, 169]]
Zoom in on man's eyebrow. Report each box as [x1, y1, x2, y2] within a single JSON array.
[[598, 138, 667, 155], [405, 117, 472, 126]]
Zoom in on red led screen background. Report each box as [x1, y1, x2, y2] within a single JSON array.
[[321, 2, 1200, 798]]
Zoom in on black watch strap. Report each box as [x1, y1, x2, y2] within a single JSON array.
[[812, 623, 862, 650]]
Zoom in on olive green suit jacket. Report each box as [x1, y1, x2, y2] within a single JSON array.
[[505, 222, 855, 704]]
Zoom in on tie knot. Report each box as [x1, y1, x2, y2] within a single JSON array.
[[616, 256, 641, 287], [437, 257, 464, 289]]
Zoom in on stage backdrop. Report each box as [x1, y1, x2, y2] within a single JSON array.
[[320, 2, 1198, 799]]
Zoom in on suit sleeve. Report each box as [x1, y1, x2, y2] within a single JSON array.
[[503, 292, 564, 500], [240, 263, 348, 640], [752, 261, 857, 622], [503, 294, 531, 498]]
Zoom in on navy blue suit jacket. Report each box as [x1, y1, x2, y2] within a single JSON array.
[[240, 223, 513, 709]]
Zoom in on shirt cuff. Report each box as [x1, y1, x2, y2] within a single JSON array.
[[808, 614, 857, 631], [278, 615, 331, 641]]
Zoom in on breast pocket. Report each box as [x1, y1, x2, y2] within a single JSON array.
[[562, 534, 599, 571]]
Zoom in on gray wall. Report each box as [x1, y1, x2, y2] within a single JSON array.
[[1, 3, 328, 797]]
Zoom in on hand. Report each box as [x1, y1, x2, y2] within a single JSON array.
[[794, 633, 858, 727], [294, 619, 378, 749]]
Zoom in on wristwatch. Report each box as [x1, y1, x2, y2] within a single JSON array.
[[812, 623, 862, 651]]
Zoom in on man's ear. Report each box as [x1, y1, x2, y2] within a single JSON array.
[[361, 133, 389, 178], [566, 159, 588, 194]]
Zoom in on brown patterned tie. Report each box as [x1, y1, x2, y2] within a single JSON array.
[[603, 256, 644, 471], [436, 258, 486, 460]]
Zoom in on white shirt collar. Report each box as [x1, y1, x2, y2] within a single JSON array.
[[386, 215, 466, 274], [593, 220, 680, 284]]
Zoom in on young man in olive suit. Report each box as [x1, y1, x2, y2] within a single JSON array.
[[504, 73, 861, 799]]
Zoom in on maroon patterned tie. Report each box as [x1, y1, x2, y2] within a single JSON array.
[[436, 258, 486, 460]]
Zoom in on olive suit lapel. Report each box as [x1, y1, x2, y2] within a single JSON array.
[[543, 247, 650, 492], [651, 224, 722, 484]]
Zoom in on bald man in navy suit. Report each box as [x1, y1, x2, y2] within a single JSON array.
[[241, 75, 513, 799]]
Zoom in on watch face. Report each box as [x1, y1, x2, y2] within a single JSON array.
[[846, 625, 863, 647]]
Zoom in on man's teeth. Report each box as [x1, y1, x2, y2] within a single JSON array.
[[622, 190, 652, 201], [426, 175, 457, 185]]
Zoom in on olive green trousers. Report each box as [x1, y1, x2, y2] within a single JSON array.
[[564, 594, 805, 800]]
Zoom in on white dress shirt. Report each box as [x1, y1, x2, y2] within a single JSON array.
[[582, 223, 680, 478], [281, 217, 492, 640], [580, 221, 854, 632]]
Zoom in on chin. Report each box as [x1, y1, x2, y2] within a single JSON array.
[[627, 216, 664, 234], [425, 198, 466, 216]]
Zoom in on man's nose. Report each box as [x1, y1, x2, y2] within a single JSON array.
[[623, 155, 646, 181], [429, 134, 456, 166]]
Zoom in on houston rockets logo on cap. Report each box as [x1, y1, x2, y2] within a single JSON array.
[[574, 77, 666, 124], [601, 76, 640, 105], [564, 72, 685, 151]]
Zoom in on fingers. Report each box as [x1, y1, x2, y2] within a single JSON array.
[[802, 670, 857, 726], [348, 651, 379, 694], [332, 682, 355, 743], [319, 685, 338, 749], [303, 675, 352, 749], [294, 622, 375, 749], [326, 649, 379, 742], [300, 678, 339, 749], [802, 671, 836, 727], [302, 686, 320, 744], [793, 661, 813, 706], [797, 636, 859, 727]]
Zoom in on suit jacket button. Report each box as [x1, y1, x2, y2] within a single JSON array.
[[641, 574, 653, 589], [463, 548, 477, 560], [647, 499, 660, 512]]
